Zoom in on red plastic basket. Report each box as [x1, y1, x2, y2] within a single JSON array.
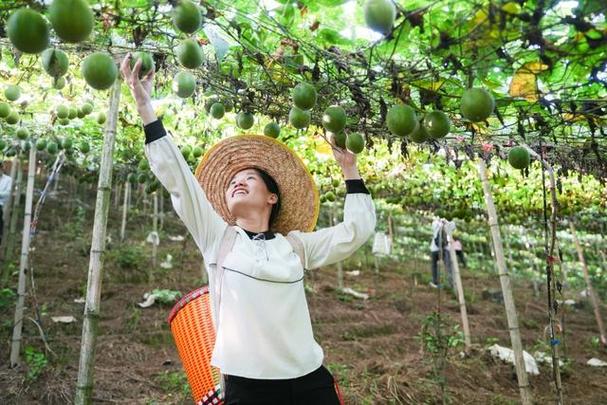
[[167, 287, 223, 404]]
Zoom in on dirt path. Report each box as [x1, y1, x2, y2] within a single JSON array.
[[1, 200, 606, 404]]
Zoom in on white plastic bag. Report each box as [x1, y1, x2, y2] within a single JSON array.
[[372, 232, 391, 256]]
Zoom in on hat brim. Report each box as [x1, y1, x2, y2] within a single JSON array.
[[195, 135, 319, 235]]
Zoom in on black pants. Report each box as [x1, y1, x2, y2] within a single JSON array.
[[224, 365, 341, 405], [431, 249, 452, 287], [456, 250, 467, 268]]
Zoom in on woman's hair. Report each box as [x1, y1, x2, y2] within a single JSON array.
[[253, 168, 281, 228]]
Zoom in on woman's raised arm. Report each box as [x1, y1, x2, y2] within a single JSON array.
[[121, 54, 227, 257], [288, 141, 376, 269]]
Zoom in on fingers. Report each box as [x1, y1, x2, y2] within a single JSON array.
[[132, 58, 143, 80], [325, 136, 342, 152], [119, 53, 133, 81], [142, 66, 155, 83], [329, 143, 342, 155]]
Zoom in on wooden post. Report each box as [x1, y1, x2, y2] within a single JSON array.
[[478, 159, 532, 405], [75, 80, 121, 405], [9, 147, 37, 367], [120, 181, 129, 242], [570, 221, 606, 346], [447, 233, 471, 353]]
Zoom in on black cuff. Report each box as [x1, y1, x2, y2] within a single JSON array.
[[144, 120, 167, 144], [345, 179, 369, 194]]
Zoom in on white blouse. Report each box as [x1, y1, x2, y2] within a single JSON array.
[[145, 133, 376, 379]]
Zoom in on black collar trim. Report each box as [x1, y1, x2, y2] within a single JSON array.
[[242, 228, 275, 240]]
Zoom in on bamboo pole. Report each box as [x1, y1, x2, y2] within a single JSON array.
[[127, 179, 132, 210], [9, 147, 37, 367], [75, 80, 121, 405], [142, 186, 148, 216], [120, 181, 129, 242], [152, 191, 158, 272], [0, 158, 19, 283], [478, 159, 532, 405], [53, 169, 59, 193], [3, 159, 23, 266], [330, 206, 343, 289], [1, 157, 18, 250], [159, 189, 164, 231], [447, 233, 471, 353], [569, 221, 606, 346]]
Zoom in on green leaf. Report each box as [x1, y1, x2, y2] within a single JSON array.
[[301, 0, 348, 7], [317, 28, 349, 45]]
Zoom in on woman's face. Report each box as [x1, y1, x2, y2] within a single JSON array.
[[225, 168, 278, 219]]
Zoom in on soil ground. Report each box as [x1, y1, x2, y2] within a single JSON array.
[[1, 189, 606, 404]]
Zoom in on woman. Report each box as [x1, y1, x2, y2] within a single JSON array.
[[121, 55, 376, 404]]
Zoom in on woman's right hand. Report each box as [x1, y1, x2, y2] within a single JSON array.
[[120, 53, 157, 125]]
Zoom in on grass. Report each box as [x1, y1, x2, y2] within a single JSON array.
[[153, 370, 191, 399], [341, 323, 397, 341]]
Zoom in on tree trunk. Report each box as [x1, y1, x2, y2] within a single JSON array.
[[9, 147, 37, 367], [447, 234, 471, 353], [478, 159, 532, 405], [570, 221, 606, 346], [120, 181, 129, 242], [75, 80, 121, 405]]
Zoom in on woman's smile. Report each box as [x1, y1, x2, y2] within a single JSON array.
[[232, 187, 248, 197]]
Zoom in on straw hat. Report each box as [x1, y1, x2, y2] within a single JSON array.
[[194, 135, 319, 235]]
